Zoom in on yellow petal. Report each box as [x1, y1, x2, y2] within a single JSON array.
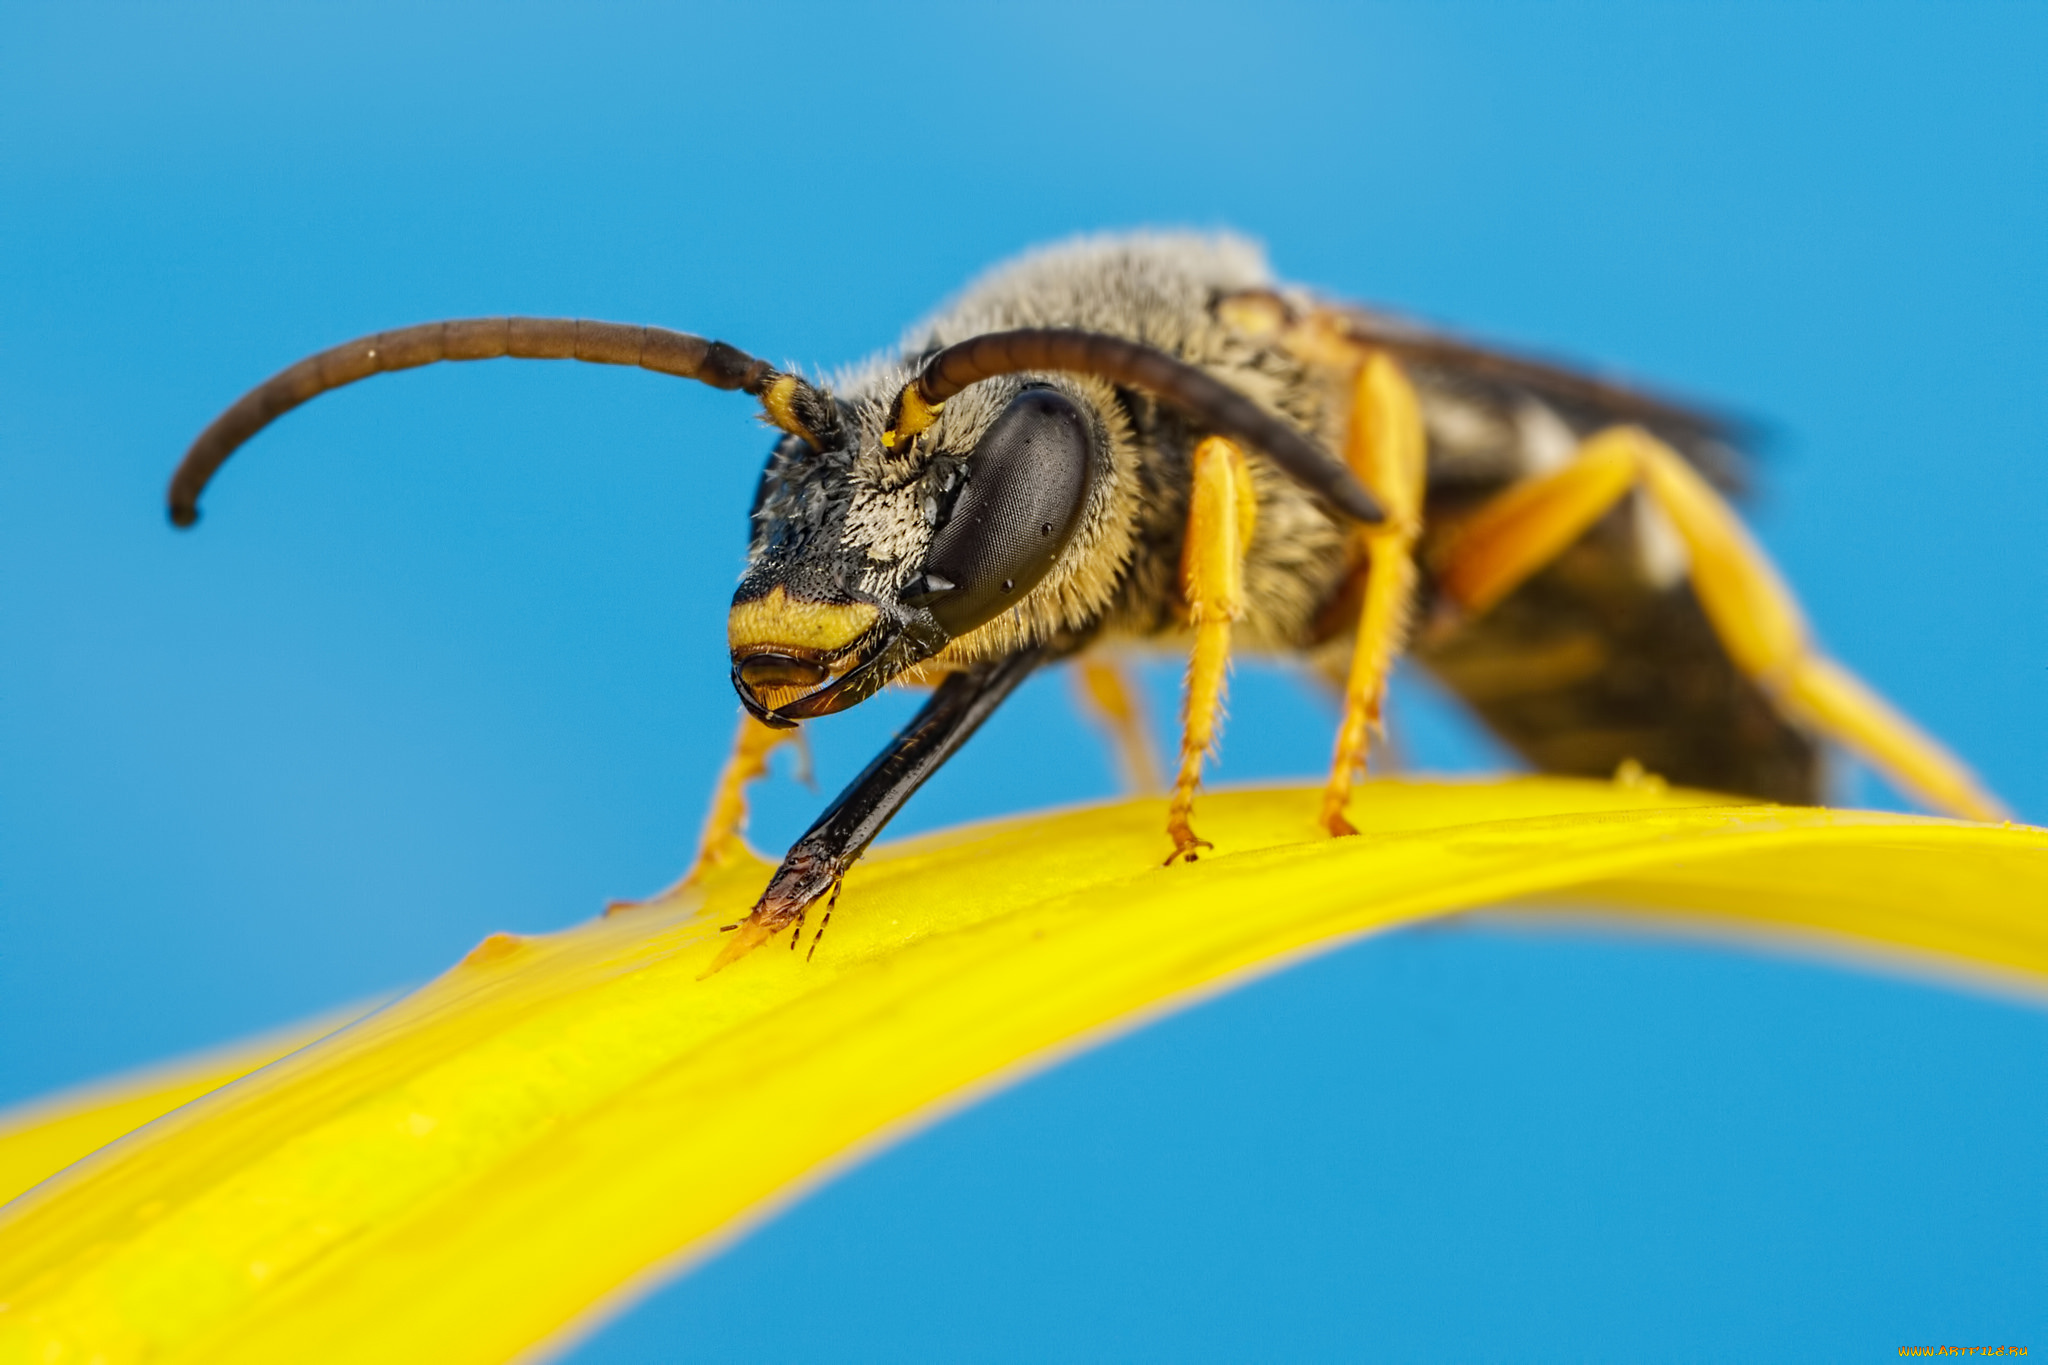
[[0, 1003, 373, 1209], [0, 779, 2041, 1364]]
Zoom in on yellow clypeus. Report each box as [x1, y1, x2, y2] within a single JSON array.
[[0, 778, 2043, 1364]]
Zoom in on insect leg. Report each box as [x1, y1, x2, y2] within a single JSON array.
[[1074, 657, 1164, 795], [1319, 353, 1429, 836], [607, 712, 794, 914], [806, 880, 844, 963], [1165, 437, 1257, 865], [692, 713, 796, 877], [1432, 426, 2008, 821], [706, 648, 1045, 973]]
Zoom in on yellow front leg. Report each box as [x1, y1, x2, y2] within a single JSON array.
[[1320, 352, 1429, 836], [1165, 436, 1257, 865], [608, 711, 796, 914], [1433, 426, 2008, 822], [688, 711, 802, 880]]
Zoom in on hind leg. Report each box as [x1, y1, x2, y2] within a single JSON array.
[[1431, 426, 2007, 821], [1074, 657, 1164, 795]]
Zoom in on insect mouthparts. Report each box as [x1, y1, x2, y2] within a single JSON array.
[[736, 655, 829, 690]]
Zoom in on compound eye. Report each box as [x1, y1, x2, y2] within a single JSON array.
[[916, 388, 1094, 639]]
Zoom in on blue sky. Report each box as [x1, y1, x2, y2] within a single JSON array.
[[2, 2, 2043, 1358]]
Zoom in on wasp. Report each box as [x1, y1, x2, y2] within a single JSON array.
[[169, 233, 2007, 968]]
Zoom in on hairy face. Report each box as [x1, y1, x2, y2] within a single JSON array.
[[726, 372, 1125, 726]]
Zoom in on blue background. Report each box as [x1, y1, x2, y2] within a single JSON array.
[[3, 2, 2044, 1358]]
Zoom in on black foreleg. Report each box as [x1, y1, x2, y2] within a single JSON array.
[[712, 647, 1045, 966]]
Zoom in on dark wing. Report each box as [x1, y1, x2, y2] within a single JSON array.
[[1326, 303, 1755, 494], [1328, 304, 1823, 804]]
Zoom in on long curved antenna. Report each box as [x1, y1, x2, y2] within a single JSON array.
[[882, 328, 1385, 525], [168, 317, 832, 526]]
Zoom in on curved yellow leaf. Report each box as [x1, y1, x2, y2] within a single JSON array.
[[0, 779, 2041, 1364]]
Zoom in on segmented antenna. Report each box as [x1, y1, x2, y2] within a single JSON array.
[[168, 317, 831, 526], [882, 328, 1385, 525]]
